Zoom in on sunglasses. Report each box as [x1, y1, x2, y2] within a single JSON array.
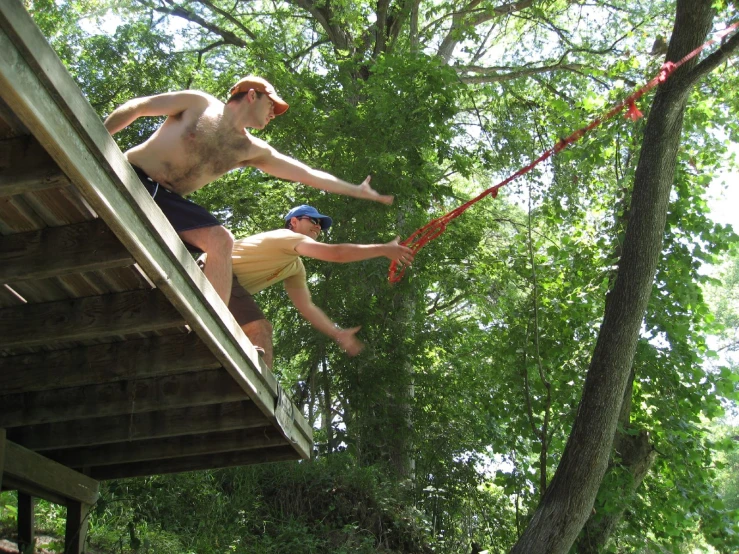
[[298, 216, 321, 226]]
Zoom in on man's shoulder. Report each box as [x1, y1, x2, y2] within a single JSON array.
[[179, 89, 219, 100], [167, 89, 222, 111], [237, 228, 292, 241], [235, 228, 311, 247]]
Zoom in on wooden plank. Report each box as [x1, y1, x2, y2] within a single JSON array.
[[21, 186, 93, 227], [0, 95, 28, 136], [0, 193, 46, 233], [0, 138, 68, 197], [8, 401, 270, 451], [4, 440, 99, 505], [89, 445, 300, 480], [0, 288, 185, 348], [0, 135, 44, 170], [0, 284, 25, 308], [0, 1, 312, 457], [47, 427, 288, 467], [0, 429, 5, 485], [55, 271, 111, 298], [17, 492, 34, 554], [2, 475, 66, 505], [0, 369, 249, 428], [0, 219, 133, 281], [0, 163, 69, 197], [1, 275, 69, 304], [65, 500, 91, 554], [0, 334, 219, 394]]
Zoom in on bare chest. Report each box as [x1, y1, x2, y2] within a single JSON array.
[[179, 114, 247, 174]]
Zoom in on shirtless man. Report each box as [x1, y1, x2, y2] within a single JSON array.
[[104, 76, 393, 303]]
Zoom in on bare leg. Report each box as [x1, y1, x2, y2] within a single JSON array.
[[241, 319, 274, 368], [178, 225, 234, 303]]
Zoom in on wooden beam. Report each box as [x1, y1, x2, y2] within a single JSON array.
[[0, 135, 43, 169], [17, 492, 34, 554], [0, 160, 69, 197], [65, 500, 91, 554], [48, 428, 288, 468], [89, 445, 300, 480], [3, 440, 99, 505], [0, 219, 133, 282], [0, 334, 220, 394], [2, 475, 67, 506], [0, 95, 28, 136], [0, 137, 68, 196], [0, 429, 5, 487], [9, 401, 269, 451], [0, 288, 185, 349], [0, 369, 249, 428], [2, 476, 61, 507]]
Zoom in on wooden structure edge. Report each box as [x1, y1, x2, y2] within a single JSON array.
[[0, 0, 312, 457]]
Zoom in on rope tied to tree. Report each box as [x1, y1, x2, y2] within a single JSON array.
[[388, 21, 739, 284]]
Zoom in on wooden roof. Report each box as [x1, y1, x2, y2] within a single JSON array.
[[0, 0, 312, 482]]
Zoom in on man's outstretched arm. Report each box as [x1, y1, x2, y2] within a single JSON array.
[[295, 236, 414, 265], [104, 91, 209, 135], [245, 137, 394, 205], [284, 280, 364, 356]]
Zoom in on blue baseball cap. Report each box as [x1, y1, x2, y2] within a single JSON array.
[[284, 205, 333, 230]]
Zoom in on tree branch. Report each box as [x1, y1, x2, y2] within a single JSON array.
[[136, 0, 250, 46], [374, 0, 391, 57], [436, 0, 535, 63], [426, 293, 466, 315], [457, 62, 587, 84], [683, 25, 739, 88], [289, 0, 353, 50], [288, 37, 332, 63], [193, 0, 258, 40]]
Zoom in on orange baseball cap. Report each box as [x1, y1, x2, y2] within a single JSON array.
[[229, 75, 289, 115]]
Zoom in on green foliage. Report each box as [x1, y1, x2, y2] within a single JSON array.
[[0, 491, 68, 550], [0, 491, 18, 536], [85, 456, 434, 554]]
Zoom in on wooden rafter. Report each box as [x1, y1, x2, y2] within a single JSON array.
[[0, 289, 186, 348], [7, 401, 269, 451], [0, 219, 133, 281]]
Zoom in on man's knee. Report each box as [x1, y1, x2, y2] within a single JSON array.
[[182, 225, 233, 254], [261, 319, 273, 335], [254, 319, 273, 335], [209, 225, 234, 252], [243, 318, 273, 337]]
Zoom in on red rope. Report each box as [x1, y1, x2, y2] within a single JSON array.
[[389, 21, 739, 284]]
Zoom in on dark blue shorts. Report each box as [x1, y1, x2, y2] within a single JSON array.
[[132, 165, 220, 233]]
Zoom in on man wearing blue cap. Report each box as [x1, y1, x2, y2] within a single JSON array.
[[229, 205, 414, 368]]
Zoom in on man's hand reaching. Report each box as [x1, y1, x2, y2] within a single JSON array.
[[334, 326, 365, 356], [384, 237, 414, 266], [358, 176, 394, 205]]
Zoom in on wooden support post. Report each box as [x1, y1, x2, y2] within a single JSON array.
[[17, 492, 35, 554], [0, 429, 5, 485], [65, 500, 91, 554]]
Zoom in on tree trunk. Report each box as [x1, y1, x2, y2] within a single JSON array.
[[576, 367, 658, 553], [577, 427, 657, 553], [510, 2, 719, 552]]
